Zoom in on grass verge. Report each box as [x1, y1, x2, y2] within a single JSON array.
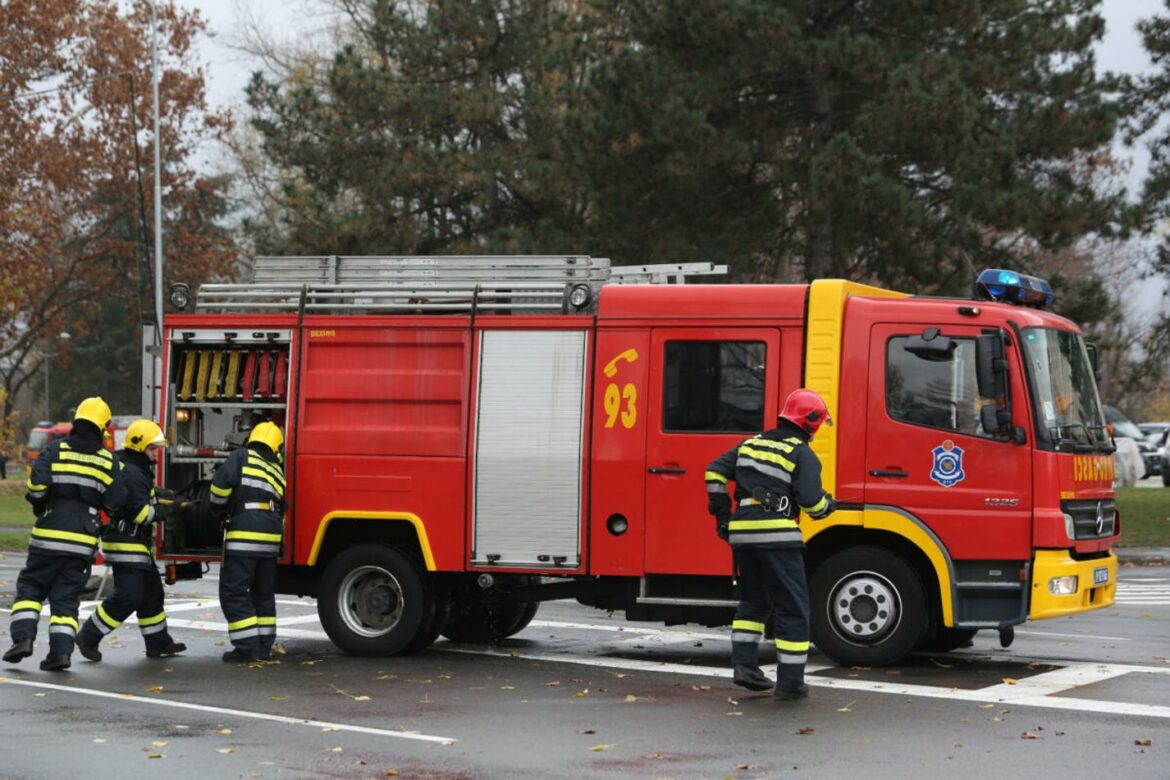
[[1115, 487, 1170, 547], [0, 531, 28, 551]]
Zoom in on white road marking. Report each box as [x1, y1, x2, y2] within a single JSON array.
[[1014, 629, 1130, 641], [441, 645, 1170, 719], [0, 676, 456, 744]]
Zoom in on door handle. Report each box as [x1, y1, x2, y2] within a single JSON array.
[[648, 466, 687, 475], [868, 469, 909, 478]]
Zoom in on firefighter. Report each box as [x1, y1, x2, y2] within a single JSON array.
[[210, 421, 286, 663], [3, 397, 115, 671], [75, 420, 186, 662], [705, 388, 837, 700]]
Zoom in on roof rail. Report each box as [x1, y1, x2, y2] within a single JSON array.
[[194, 255, 726, 314]]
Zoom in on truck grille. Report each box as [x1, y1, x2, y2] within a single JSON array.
[[1061, 499, 1117, 540]]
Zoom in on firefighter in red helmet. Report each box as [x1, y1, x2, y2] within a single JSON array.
[[705, 388, 837, 700]]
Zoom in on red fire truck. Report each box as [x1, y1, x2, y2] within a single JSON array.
[[156, 256, 1118, 666]]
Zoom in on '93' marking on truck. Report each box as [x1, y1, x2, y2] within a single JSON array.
[[602, 348, 639, 429]]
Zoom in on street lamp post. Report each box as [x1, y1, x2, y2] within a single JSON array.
[[42, 332, 71, 421]]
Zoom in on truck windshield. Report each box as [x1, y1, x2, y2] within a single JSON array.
[[1021, 327, 1108, 448]]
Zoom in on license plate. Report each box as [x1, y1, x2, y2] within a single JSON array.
[[1093, 567, 1109, 586]]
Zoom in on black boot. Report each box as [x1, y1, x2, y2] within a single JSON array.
[[146, 641, 187, 658], [222, 648, 260, 663], [773, 683, 810, 701], [733, 664, 774, 692], [75, 632, 102, 662], [39, 653, 71, 671], [3, 638, 34, 664]]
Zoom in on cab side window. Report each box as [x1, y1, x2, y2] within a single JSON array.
[[887, 336, 989, 437], [663, 341, 765, 433]]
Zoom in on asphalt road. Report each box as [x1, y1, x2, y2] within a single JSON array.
[[0, 555, 1167, 780]]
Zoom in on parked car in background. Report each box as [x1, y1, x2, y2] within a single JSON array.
[[1138, 421, 1170, 445], [1105, 405, 1160, 479]]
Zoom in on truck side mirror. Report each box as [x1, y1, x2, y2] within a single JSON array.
[[975, 331, 1007, 401], [1085, 342, 1101, 381]]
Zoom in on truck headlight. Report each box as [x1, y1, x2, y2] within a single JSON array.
[[1048, 575, 1078, 595]]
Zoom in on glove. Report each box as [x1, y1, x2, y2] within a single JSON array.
[[715, 511, 730, 541], [808, 492, 836, 520], [707, 494, 731, 517], [26, 495, 48, 517], [155, 486, 177, 501]]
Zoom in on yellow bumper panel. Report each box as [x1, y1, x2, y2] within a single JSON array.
[[1029, 549, 1117, 620]]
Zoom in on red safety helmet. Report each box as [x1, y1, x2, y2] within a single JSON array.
[[779, 389, 832, 435]]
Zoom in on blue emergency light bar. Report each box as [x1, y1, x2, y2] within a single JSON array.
[[973, 268, 1054, 308]]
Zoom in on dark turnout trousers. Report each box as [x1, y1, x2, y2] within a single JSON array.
[[78, 565, 176, 652], [219, 555, 277, 659], [730, 546, 811, 690], [9, 551, 91, 656]]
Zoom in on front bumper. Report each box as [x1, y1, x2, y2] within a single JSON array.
[[1029, 549, 1117, 620]]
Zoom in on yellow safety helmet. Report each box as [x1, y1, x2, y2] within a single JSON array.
[[124, 419, 167, 453], [248, 421, 284, 452], [74, 397, 112, 429]]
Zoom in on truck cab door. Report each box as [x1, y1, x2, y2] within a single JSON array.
[[643, 328, 781, 575], [864, 324, 1033, 560]]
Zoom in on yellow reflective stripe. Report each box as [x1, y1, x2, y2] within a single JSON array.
[[27, 478, 48, 490], [228, 616, 259, 631], [225, 530, 282, 543], [704, 470, 728, 483], [256, 616, 276, 626], [801, 496, 828, 515], [242, 466, 283, 491], [738, 445, 795, 472], [732, 619, 765, 633], [31, 527, 99, 545], [12, 600, 42, 612], [775, 639, 810, 652], [50, 615, 80, 629], [138, 612, 167, 627], [50, 462, 114, 484], [100, 541, 152, 554], [728, 519, 800, 530], [247, 455, 285, 483], [784, 437, 803, 445], [134, 503, 151, 524], [210, 484, 232, 497], [58, 450, 113, 466], [744, 437, 795, 454], [96, 603, 119, 627]]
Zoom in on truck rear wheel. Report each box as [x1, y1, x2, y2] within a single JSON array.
[[317, 544, 433, 656], [810, 546, 927, 667]]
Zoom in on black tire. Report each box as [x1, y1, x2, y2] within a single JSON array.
[[809, 546, 928, 667], [1162, 469, 1170, 487], [441, 600, 537, 643], [317, 544, 432, 656], [918, 626, 978, 653]]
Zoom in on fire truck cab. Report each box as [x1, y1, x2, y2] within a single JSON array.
[[157, 257, 1118, 666]]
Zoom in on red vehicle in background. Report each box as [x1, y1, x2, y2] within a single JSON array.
[[154, 256, 1119, 666], [23, 421, 71, 467]]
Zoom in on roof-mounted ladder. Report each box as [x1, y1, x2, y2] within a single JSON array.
[[195, 255, 726, 315]]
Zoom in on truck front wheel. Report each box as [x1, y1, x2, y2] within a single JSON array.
[[809, 546, 927, 667], [318, 544, 433, 656]]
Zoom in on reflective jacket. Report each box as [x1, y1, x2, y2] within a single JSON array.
[[209, 444, 286, 558], [705, 419, 832, 549], [25, 424, 114, 559], [100, 450, 158, 569]]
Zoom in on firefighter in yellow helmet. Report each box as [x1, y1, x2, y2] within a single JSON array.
[[4, 397, 116, 671], [75, 420, 186, 662], [209, 421, 286, 663]]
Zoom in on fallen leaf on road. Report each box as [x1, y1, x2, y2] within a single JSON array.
[[216, 748, 234, 754], [375, 674, 394, 680], [384, 771, 399, 777], [1135, 738, 1153, 746], [795, 727, 815, 735], [735, 764, 761, 770], [214, 641, 224, 646], [174, 725, 189, 730], [590, 744, 614, 752], [1002, 678, 1019, 685], [612, 672, 630, 678], [724, 711, 743, 717], [33, 692, 46, 698], [1021, 732, 1040, 740], [301, 660, 320, 666], [93, 738, 107, 744], [147, 686, 164, 693], [929, 659, 952, 669], [692, 685, 711, 692], [269, 696, 286, 702], [215, 728, 233, 735], [836, 701, 855, 712], [574, 689, 589, 697], [623, 695, 637, 703], [152, 741, 169, 748], [544, 681, 561, 687], [327, 746, 343, 753], [321, 727, 340, 733], [979, 704, 995, 709], [500, 686, 515, 690], [147, 753, 164, 759]]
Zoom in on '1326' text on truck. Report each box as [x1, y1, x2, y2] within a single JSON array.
[[155, 256, 1118, 666]]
